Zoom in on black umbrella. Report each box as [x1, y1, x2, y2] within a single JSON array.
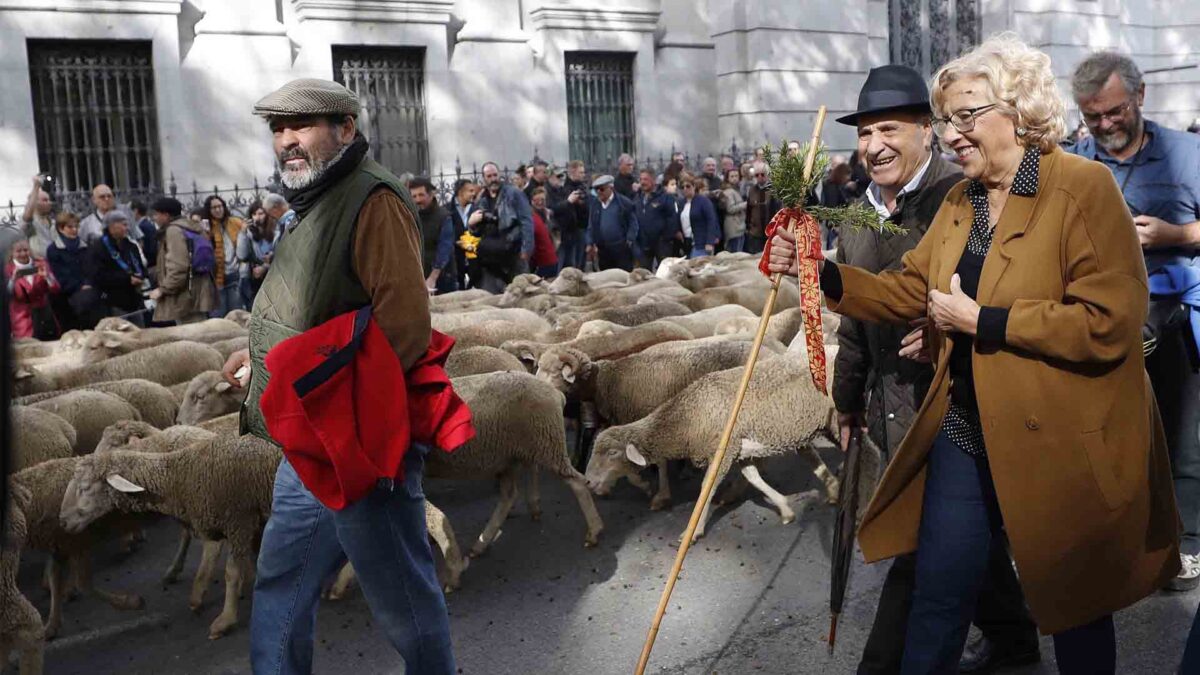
[[828, 426, 866, 654]]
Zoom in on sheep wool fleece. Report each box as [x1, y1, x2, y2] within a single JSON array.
[[240, 156, 416, 442]]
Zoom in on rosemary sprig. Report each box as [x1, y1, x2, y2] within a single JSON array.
[[762, 140, 906, 236]]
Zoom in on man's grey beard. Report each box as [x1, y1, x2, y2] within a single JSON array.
[[1095, 111, 1144, 155], [279, 143, 350, 190]]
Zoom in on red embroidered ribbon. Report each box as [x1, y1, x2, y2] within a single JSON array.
[[758, 208, 827, 394]]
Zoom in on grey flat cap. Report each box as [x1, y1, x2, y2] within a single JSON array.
[[103, 210, 129, 226], [253, 78, 359, 119], [592, 175, 614, 189]]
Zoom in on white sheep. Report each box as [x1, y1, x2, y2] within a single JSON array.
[[15, 379, 180, 431], [584, 356, 840, 540], [59, 435, 282, 640], [10, 407, 76, 471], [13, 458, 147, 640], [444, 320, 547, 351], [657, 304, 758, 339], [14, 341, 225, 396], [430, 288, 493, 307], [0, 483, 45, 675], [209, 336, 250, 360], [94, 316, 242, 338], [176, 371, 247, 425], [573, 319, 629, 339], [644, 279, 800, 316], [501, 319, 693, 371], [430, 307, 551, 335], [29, 390, 142, 455], [444, 346, 527, 378], [428, 372, 604, 555], [546, 267, 631, 296], [78, 325, 247, 364], [224, 309, 251, 327], [551, 299, 693, 334]]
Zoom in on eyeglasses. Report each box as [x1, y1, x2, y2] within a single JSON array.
[[932, 104, 999, 136], [1080, 99, 1134, 125]]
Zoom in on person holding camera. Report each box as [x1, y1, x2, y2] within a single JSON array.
[[551, 160, 591, 271], [6, 238, 60, 340], [585, 175, 639, 272], [21, 175, 56, 259], [236, 199, 280, 308], [470, 161, 534, 293]]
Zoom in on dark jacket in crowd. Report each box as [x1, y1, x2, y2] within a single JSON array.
[[136, 216, 159, 268], [446, 200, 472, 290], [85, 232, 145, 313], [831, 152, 962, 454], [746, 183, 782, 240], [586, 193, 639, 249], [417, 203, 450, 276], [477, 183, 535, 258], [683, 193, 720, 248], [551, 178, 590, 242], [46, 234, 89, 296], [634, 188, 679, 249], [614, 172, 637, 199]]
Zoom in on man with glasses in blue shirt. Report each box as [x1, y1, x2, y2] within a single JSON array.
[[1070, 51, 1200, 593]]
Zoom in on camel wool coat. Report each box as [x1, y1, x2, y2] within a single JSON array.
[[828, 147, 1181, 634]]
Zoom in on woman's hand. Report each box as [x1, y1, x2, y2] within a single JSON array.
[[899, 317, 931, 363], [928, 274, 980, 336]]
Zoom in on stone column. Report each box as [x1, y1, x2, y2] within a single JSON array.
[[710, 0, 874, 154]]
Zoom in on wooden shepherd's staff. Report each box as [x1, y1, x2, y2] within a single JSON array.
[[633, 106, 829, 675]]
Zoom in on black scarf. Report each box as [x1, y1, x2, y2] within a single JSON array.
[[282, 133, 370, 221]]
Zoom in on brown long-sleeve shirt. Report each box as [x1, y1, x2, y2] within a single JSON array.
[[351, 187, 430, 370]]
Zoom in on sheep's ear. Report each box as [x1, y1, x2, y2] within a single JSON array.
[[625, 444, 648, 467], [214, 381, 232, 393], [561, 364, 576, 384], [106, 474, 146, 494], [520, 351, 536, 364], [14, 367, 33, 381], [103, 338, 121, 349]]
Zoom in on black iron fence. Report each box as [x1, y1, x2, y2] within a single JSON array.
[[2, 140, 768, 230]]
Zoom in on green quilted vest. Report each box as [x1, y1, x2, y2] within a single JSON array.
[[240, 157, 418, 443]]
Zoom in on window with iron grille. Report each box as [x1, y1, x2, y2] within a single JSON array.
[[889, 0, 980, 76], [27, 40, 162, 197], [565, 52, 636, 170], [333, 46, 429, 176]]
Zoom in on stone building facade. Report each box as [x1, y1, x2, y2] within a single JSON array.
[[1, 0, 1197, 206]]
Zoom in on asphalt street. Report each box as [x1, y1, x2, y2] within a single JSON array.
[[11, 446, 1196, 675]]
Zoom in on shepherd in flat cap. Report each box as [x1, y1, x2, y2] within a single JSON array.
[[584, 174, 640, 271], [221, 78, 457, 675], [828, 64, 1040, 674]]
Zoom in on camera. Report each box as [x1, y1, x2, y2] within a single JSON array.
[[40, 175, 54, 194], [480, 210, 499, 225]]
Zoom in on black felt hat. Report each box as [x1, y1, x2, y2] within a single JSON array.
[[836, 65, 931, 126]]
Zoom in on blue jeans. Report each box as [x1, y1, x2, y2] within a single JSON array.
[[725, 236, 745, 253], [211, 270, 243, 318], [903, 430, 1114, 674], [558, 236, 586, 271], [689, 246, 709, 259], [250, 449, 455, 675], [1183, 608, 1200, 673]]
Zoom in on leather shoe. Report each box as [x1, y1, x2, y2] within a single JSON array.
[[959, 634, 1040, 673]]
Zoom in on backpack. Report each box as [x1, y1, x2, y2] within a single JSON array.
[[172, 225, 216, 275]]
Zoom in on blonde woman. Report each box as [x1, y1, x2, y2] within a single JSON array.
[[768, 34, 1178, 672]]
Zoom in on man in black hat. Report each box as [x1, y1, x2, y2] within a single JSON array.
[[832, 65, 1040, 675]]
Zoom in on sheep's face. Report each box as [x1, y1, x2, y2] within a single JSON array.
[[80, 330, 135, 364], [178, 372, 245, 425], [96, 421, 156, 453], [547, 269, 588, 296], [499, 340, 540, 373], [714, 317, 755, 336], [584, 433, 645, 495], [95, 317, 139, 333], [575, 320, 622, 339], [60, 458, 136, 534], [11, 366, 45, 397], [534, 349, 590, 394], [56, 330, 89, 352], [627, 268, 654, 284], [225, 309, 252, 328], [498, 276, 547, 306]]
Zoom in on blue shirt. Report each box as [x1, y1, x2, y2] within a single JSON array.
[[1070, 119, 1200, 271]]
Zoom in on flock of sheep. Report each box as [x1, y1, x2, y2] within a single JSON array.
[[0, 252, 864, 674]]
